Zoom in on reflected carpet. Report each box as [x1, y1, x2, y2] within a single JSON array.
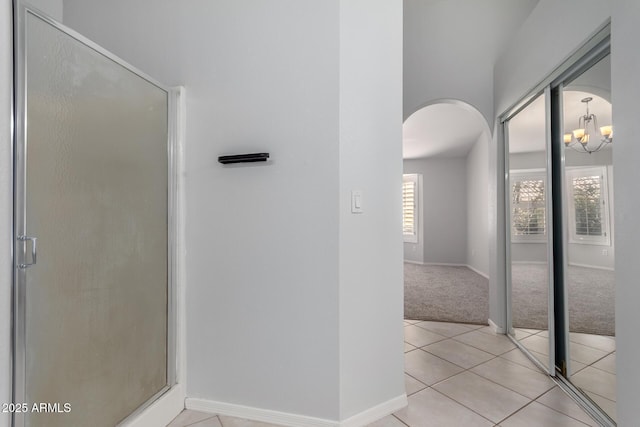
[[404, 262, 615, 336]]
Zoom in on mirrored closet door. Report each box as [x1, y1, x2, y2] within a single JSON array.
[[504, 34, 615, 426], [559, 53, 616, 423]]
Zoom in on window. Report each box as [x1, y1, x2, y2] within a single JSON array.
[[510, 170, 546, 242], [403, 174, 419, 243], [566, 166, 610, 245]]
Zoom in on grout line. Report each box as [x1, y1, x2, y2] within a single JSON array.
[[447, 334, 515, 358], [391, 413, 411, 427], [469, 361, 555, 401], [404, 372, 429, 396], [428, 384, 497, 425], [498, 353, 549, 375], [535, 390, 602, 426], [494, 400, 538, 426]]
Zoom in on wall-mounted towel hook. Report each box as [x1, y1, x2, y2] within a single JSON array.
[[218, 153, 270, 164]]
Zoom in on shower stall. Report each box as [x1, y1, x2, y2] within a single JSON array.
[[12, 3, 178, 426]]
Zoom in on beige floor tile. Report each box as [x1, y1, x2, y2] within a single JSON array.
[[404, 342, 416, 353], [404, 348, 464, 385], [191, 417, 223, 427], [571, 366, 616, 401], [569, 333, 615, 353], [512, 329, 533, 340], [516, 328, 543, 335], [536, 387, 599, 427], [433, 371, 530, 423], [453, 330, 516, 355], [394, 388, 493, 427], [474, 325, 496, 335], [592, 353, 616, 374], [568, 342, 609, 365], [471, 358, 555, 399], [532, 350, 550, 369], [414, 320, 475, 337], [519, 334, 550, 356], [423, 339, 495, 369], [404, 325, 447, 347], [536, 330, 549, 338], [405, 373, 427, 396], [218, 416, 283, 427], [569, 359, 587, 376], [167, 410, 218, 427], [500, 402, 589, 427], [585, 391, 616, 422], [365, 415, 406, 427], [465, 323, 488, 330], [499, 349, 543, 372]]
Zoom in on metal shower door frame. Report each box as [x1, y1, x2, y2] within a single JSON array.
[[11, 2, 179, 426]]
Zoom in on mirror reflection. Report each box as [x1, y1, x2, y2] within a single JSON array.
[[507, 93, 551, 368], [563, 55, 616, 422]]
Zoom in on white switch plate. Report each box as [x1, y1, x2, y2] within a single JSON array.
[[351, 190, 363, 214]]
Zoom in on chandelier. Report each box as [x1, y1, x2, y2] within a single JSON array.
[[563, 97, 612, 154]]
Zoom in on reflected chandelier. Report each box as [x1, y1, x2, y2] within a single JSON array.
[[563, 97, 612, 154]]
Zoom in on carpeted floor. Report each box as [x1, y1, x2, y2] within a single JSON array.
[[404, 262, 615, 336], [404, 263, 489, 325]]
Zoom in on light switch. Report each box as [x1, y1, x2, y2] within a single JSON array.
[[351, 190, 363, 214]]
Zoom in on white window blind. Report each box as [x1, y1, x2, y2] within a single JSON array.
[[510, 170, 546, 242], [566, 166, 610, 245], [403, 174, 419, 243]]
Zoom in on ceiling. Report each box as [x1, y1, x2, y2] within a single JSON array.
[[402, 103, 487, 159], [402, 26, 611, 160]]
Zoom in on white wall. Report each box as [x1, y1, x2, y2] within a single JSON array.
[[403, 157, 467, 265], [403, 0, 538, 123], [338, 1, 405, 419], [63, 0, 404, 424], [1, 2, 62, 427], [466, 133, 490, 276], [64, 0, 341, 418], [491, 0, 611, 330], [611, 1, 640, 424]]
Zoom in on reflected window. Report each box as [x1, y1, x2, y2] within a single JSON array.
[[566, 166, 611, 245], [511, 170, 546, 241]]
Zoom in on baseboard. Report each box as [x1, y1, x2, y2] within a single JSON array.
[[121, 384, 185, 427], [422, 262, 466, 267], [186, 398, 337, 427], [340, 394, 407, 427], [488, 319, 506, 334], [568, 262, 614, 271], [185, 394, 408, 427], [511, 261, 547, 265], [465, 264, 489, 279], [404, 261, 490, 280]]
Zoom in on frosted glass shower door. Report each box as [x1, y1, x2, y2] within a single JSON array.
[[14, 6, 172, 427]]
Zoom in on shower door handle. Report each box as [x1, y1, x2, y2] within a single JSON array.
[[18, 235, 37, 269]]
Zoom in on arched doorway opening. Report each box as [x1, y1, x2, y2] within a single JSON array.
[[402, 99, 492, 325]]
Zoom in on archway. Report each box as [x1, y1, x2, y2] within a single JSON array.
[[402, 99, 493, 325]]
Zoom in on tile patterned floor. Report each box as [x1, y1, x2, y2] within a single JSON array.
[[167, 321, 609, 427], [514, 327, 617, 422]]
